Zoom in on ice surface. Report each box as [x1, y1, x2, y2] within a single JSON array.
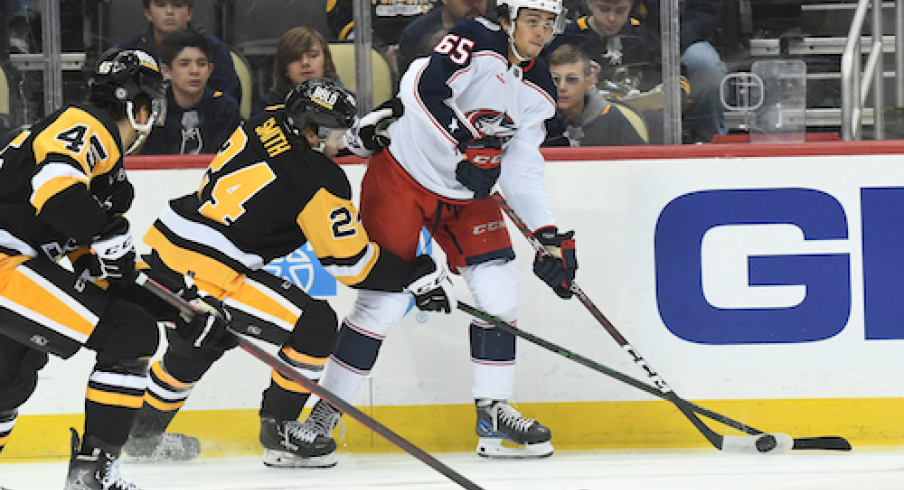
[[3, 447, 904, 490]]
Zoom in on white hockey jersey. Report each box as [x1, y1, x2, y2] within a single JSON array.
[[387, 16, 559, 233]]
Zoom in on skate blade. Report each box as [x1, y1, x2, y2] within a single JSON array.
[[262, 449, 338, 468], [476, 438, 554, 459], [122, 450, 201, 463]]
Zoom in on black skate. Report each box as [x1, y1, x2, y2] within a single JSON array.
[[123, 432, 200, 462], [65, 429, 142, 490], [475, 399, 553, 458], [259, 416, 337, 468]]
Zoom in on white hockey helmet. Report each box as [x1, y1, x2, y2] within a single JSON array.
[[498, 0, 566, 35]]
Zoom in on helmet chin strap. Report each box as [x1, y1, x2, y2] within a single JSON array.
[[507, 23, 530, 64], [125, 100, 157, 155]]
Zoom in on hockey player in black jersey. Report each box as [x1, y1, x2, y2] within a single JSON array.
[[123, 78, 455, 468], [0, 48, 176, 490]]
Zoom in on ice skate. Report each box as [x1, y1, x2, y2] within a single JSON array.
[[65, 429, 142, 490], [475, 399, 553, 459], [303, 399, 342, 438], [123, 432, 200, 462], [259, 416, 337, 468]]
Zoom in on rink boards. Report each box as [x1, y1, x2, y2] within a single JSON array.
[[6, 142, 904, 460]]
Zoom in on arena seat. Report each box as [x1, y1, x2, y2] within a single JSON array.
[[329, 43, 394, 109]]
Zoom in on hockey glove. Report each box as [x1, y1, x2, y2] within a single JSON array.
[[532, 227, 578, 299], [404, 255, 456, 314], [76, 217, 137, 291], [455, 136, 504, 200], [344, 97, 404, 157], [176, 279, 237, 350]]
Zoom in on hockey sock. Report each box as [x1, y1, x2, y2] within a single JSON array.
[[138, 360, 199, 432], [319, 319, 385, 402], [0, 409, 16, 454], [259, 345, 326, 421], [84, 360, 148, 447], [470, 320, 517, 400]]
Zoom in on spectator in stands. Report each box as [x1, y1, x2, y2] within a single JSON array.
[[543, 44, 647, 146], [547, 0, 690, 143], [632, 0, 728, 143], [396, 0, 490, 76], [5, 0, 34, 53], [119, 0, 241, 103], [327, 0, 438, 80], [142, 29, 241, 155], [251, 26, 345, 156]]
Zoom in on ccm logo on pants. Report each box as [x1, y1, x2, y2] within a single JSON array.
[[473, 221, 506, 235]]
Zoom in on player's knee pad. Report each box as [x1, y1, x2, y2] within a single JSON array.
[[461, 259, 520, 321], [159, 328, 225, 383], [89, 298, 159, 364], [0, 342, 48, 411], [346, 289, 411, 338], [94, 357, 150, 378], [286, 299, 338, 357]]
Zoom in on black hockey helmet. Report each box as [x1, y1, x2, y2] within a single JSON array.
[[89, 48, 166, 108], [283, 78, 357, 137], [88, 48, 167, 154]]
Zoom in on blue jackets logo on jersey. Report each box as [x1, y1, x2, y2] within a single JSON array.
[[467, 110, 517, 141]]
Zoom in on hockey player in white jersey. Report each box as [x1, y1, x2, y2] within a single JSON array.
[[302, 0, 578, 459]]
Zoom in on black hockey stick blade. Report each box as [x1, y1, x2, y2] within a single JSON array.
[[137, 272, 488, 490], [792, 436, 852, 451]]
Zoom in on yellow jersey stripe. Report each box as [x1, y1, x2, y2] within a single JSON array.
[[86, 388, 144, 409]]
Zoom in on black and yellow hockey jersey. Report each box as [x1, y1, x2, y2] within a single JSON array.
[[145, 110, 412, 293], [0, 104, 131, 270]]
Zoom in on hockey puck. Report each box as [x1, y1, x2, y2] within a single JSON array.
[[755, 434, 778, 452]]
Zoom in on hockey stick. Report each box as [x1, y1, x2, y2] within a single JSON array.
[[459, 301, 850, 452], [135, 272, 488, 490], [490, 193, 851, 452]]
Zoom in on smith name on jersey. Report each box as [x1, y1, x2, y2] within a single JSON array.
[[387, 16, 558, 232], [0, 104, 130, 269], [145, 110, 413, 293]]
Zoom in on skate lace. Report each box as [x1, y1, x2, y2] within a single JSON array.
[[308, 402, 341, 437], [495, 403, 535, 432], [101, 458, 140, 490], [284, 420, 321, 444]]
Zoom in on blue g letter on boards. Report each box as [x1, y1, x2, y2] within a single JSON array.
[[655, 189, 850, 344]]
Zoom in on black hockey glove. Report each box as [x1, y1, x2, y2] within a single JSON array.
[[176, 282, 237, 350], [532, 227, 578, 299], [404, 255, 456, 314], [344, 97, 404, 157], [455, 136, 504, 200], [91, 168, 135, 217], [75, 217, 137, 291]]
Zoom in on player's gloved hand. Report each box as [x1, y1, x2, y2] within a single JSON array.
[[92, 169, 135, 216], [76, 217, 137, 291], [532, 226, 578, 299], [176, 280, 237, 350], [344, 97, 404, 157], [455, 136, 504, 200], [404, 254, 456, 314]]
